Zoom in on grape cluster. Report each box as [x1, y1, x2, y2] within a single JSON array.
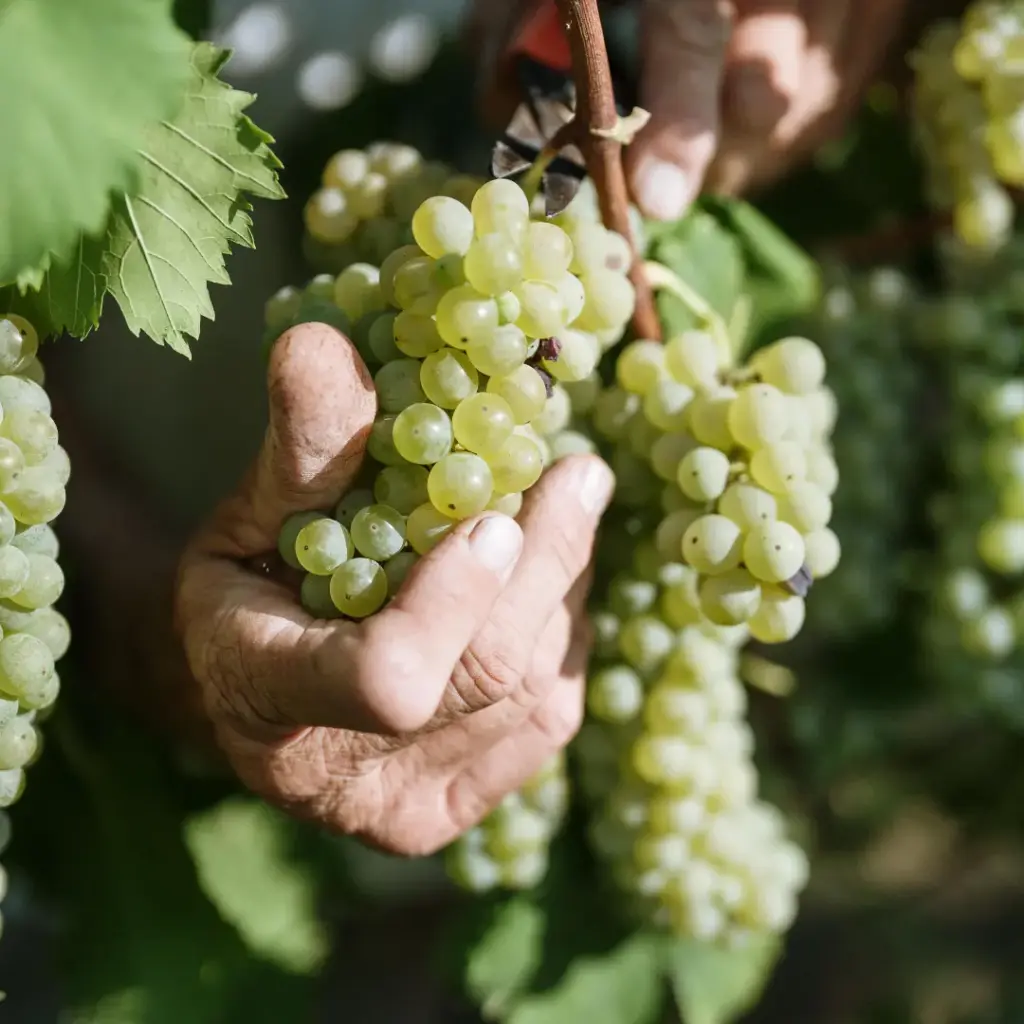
[[303, 142, 483, 271], [446, 751, 570, 892], [272, 175, 636, 622], [0, 315, 72, 939], [911, 6, 1024, 250], [910, 243, 1024, 712], [802, 268, 921, 639], [592, 329, 840, 645], [576, 550, 809, 945]]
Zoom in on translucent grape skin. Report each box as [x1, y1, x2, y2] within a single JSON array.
[[294, 517, 352, 575], [452, 394, 515, 454], [487, 367, 548, 424], [330, 558, 389, 618], [428, 453, 494, 519], [420, 349, 480, 408], [486, 436, 544, 494], [374, 464, 430, 514], [350, 504, 407, 560], [393, 403, 453, 464], [407, 502, 455, 553]]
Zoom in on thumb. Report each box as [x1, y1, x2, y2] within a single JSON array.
[[204, 321, 377, 558], [627, 0, 735, 220]]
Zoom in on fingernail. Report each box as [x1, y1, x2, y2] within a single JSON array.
[[469, 514, 523, 578], [633, 156, 692, 221], [577, 460, 615, 517]]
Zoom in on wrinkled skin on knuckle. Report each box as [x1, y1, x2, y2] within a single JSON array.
[[452, 636, 526, 710]]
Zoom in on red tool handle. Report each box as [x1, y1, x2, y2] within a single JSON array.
[[508, 0, 573, 73]]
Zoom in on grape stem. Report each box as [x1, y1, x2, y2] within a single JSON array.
[[554, 0, 661, 340], [642, 259, 733, 364]]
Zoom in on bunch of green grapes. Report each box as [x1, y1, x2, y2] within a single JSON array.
[[271, 176, 636, 622], [575, 546, 809, 945], [591, 327, 839, 646], [0, 315, 72, 939], [800, 267, 921, 639], [303, 142, 484, 271], [911, 11, 1022, 250], [910, 244, 1024, 712], [446, 751, 570, 892]]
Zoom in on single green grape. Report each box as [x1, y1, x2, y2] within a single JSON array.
[[301, 573, 342, 619], [393, 311, 445, 358], [466, 324, 529, 377], [0, 439, 24, 491], [384, 551, 419, 592], [485, 435, 543, 494], [487, 366, 548, 424], [13, 606, 70, 659], [435, 285, 499, 349], [392, 403, 453, 465], [471, 179, 529, 238], [392, 255, 442, 315], [428, 453, 494, 518], [452, 393, 515, 454], [464, 233, 524, 295], [411, 196, 474, 258], [0, 633, 55, 705], [420, 349, 479, 408], [522, 222, 574, 280], [278, 511, 322, 569], [514, 280, 567, 339], [406, 502, 455, 554], [374, 464, 430, 514], [367, 416, 406, 466], [330, 558, 389, 618], [374, 359, 427, 414], [334, 489, 375, 529], [11, 553, 64, 609], [350, 504, 407, 560], [295, 517, 353, 575], [0, 545, 31, 600]]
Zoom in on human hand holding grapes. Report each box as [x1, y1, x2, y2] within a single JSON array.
[[174, 321, 614, 855], [473, 0, 909, 219]]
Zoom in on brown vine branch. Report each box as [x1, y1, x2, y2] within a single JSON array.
[[555, 0, 661, 341]]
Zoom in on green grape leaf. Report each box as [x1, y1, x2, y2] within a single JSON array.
[[0, 234, 108, 337], [185, 797, 329, 975], [0, 0, 190, 281], [100, 42, 286, 355], [13, 255, 50, 295], [26, 712, 314, 1024], [464, 897, 547, 1020], [666, 935, 782, 1024], [505, 932, 665, 1024], [648, 210, 745, 338], [704, 198, 821, 340]]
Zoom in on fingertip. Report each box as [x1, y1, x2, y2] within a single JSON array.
[[268, 321, 375, 412], [529, 454, 615, 519], [631, 0, 732, 218], [463, 512, 524, 582], [628, 145, 701, 222]]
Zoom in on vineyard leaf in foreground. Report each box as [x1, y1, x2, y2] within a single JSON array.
[[0, 0, 189, 280], [464, 896, 546, 1020], [40, 714, 312, 1024], [185, 797, 329, 975], [505, 933, 665, 1024], [667, 935, 781, 1024], [100, 41, 286, 355]]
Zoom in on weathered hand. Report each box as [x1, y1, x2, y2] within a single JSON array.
[[472, 0, 909, 219], [174, 322, 613, 856]]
